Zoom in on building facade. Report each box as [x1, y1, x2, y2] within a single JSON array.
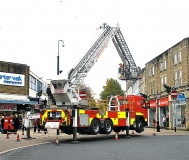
[[145, 38, 189, 130], [0, 61, 46, 119]]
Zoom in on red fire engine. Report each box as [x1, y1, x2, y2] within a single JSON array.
[[40, 95, 148, 135], [41, 23, 149, 139]]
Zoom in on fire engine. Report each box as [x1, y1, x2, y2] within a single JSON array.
[[40, 23, 149, 138]]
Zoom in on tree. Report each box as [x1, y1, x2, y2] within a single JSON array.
[[100, 78, 125, 100], [163, 84, 171, 93]]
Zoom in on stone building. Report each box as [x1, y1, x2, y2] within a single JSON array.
[[145, 37, 189, 130]]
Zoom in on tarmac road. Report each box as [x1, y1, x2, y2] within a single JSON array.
[[0, 127, 188, 156]]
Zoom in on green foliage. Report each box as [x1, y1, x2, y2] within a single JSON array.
[[163, 84, 171, 93], [100, 78, 125, 100]]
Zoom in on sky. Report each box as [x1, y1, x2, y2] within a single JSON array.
[[0, 0, 189, 99]]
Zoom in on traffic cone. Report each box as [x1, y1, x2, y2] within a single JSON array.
[[17, 133, 20, 141], [115, 132, 118, 140], [132, 130, 135, 134], [55, 136, 59, 145], [6, 131, 10, 139], [153, 130, 156, 136]]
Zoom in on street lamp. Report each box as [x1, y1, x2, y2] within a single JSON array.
[[57, 40, 65, 75], [155, 90, 161, 132]]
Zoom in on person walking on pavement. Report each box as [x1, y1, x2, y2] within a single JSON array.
[[163, 115, 166, 129], [13, 114, 20, 132], [33, 119, 37, 133], [37, 118, 41, 133], [1, 116, 4, 134]]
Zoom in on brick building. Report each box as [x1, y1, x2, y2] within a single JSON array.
[[144, 37, 189, 130]]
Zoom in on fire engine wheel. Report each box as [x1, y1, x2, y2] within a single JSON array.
[[136, 120, 144, 133], [103, 119, 113, 134], [90, 119, 100, 135]]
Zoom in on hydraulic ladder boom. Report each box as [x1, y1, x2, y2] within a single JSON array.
[[68, 23, 141, 90], [50, 23, 141, 106]]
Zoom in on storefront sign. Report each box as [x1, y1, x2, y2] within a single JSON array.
[[177, 94, 186, 101], [149, 97, 169, 108], [0, 72, 25, 86], [0, 104, 17, 111]]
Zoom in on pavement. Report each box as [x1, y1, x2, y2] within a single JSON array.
[[0, 127, 188, 155]]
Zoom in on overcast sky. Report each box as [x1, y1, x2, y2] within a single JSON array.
[[0, 0, 189, 98]]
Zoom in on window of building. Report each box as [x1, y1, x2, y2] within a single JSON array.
[[174, 69, 182, 87], [174, 53, 177, 65], [174, 71, 178, 87], [163, 59, 166, 70], [150, 80, 154, 95], [37, 80, 42, 92], [178, 51, 182, 63], [149, 66, 154, 77], [160, 62, 163, 71], [160, 75, 167, 92], [179, 69, 182, 86], [152, 66, 154, 76], [29, 75, 36, 90]]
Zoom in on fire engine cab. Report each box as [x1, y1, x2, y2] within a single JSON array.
[[41, 23, 149, 139]]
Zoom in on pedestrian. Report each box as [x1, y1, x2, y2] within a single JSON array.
[[37, 118, 41, 133], [33, 119, 37, 133], [22, 117, 26, 135], [181, 117, 186, 127], [13, 114, 20, 132], [163, 115, 166, 129], [43, 117, 48, 135], [1, 116, 4, 134]]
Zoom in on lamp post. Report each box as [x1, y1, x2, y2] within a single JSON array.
[[57, 40, 64, 75], [155, 91, 161, 132]]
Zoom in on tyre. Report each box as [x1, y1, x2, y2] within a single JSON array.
[[135, 120, 144, 133], [103, 119, 113, 134], [90, 119, 100, 135]]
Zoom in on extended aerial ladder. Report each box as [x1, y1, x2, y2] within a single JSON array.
[[68, 23, 141, 91], [48, 23, 141, 106]]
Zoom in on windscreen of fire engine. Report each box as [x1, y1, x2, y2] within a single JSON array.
[[47, 111, 61, 120]]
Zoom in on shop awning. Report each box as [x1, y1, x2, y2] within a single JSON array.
[[0, 99, 38, 105], [0, 93, 38, 105]]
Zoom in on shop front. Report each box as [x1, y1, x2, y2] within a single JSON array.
[[148, 97, 169, 127], [0, 94, 38, 118], [172, 93, 186, 129]]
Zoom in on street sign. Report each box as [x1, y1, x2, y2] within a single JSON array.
[[171, 90, 178, 99], [79, 89, 87, 99]]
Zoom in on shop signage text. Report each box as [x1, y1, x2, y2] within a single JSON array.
[[0, 72, 25, 87], [0, 104, 17, 111]]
